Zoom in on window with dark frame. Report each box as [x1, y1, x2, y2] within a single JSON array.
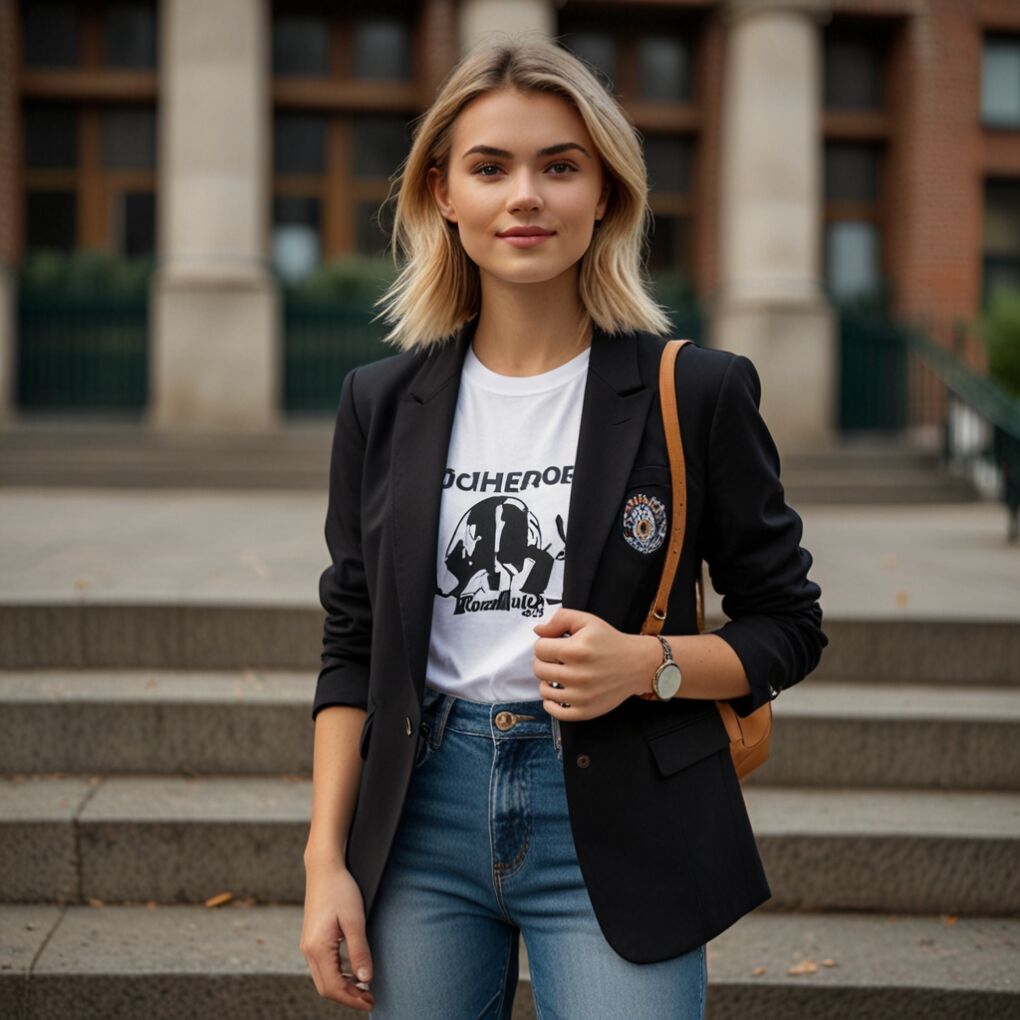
[[982, 178, 1020, 308], [824, 32, 884, 110], [270, 2, 418, 276], [822, 142, 884, 303], [18, 0, 159, 259], [22, 0, 78, 69], [822, 23, 889, 303], [559, 14, 697, 278]]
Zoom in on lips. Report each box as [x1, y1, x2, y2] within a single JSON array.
[[497, 227, 555, 237]]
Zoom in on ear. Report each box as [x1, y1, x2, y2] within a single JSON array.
[[427, 166, 457, 225]]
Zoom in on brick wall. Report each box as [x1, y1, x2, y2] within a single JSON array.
[[833, 0, 1020, 354]]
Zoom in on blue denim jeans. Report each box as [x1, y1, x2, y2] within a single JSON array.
[[365, 684, 707, 1019]]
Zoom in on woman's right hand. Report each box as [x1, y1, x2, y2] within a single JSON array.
[[301, 858, 376, 1012]]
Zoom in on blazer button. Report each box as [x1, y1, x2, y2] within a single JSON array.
[[576, 754, 591, 768], [405, 716, 412, 736]]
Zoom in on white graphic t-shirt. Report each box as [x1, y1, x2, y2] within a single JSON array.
[[424, 339, 591, 703]]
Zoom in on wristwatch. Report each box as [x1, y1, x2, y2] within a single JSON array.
[[648, 635, 682, 701]]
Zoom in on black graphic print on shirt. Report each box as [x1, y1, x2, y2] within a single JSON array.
[[436, 465, 570, 619]]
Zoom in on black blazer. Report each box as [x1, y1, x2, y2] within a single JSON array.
[[312, 314, 828, 964]]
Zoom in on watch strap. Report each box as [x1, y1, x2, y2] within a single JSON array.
[[655, 634, 673, 663]]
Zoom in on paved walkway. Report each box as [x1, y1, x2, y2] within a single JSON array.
[[1, 489, 1017, 619]]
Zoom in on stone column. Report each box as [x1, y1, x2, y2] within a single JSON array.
[[713, 0, 836, 449], [458, 0, 555, 55], [0, 0, 18, 423], [151, 0, 278, 430]]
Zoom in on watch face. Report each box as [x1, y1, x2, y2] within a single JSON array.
[[655, 662, 682, 699]]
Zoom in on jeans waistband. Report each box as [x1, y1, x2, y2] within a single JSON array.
[[422, 683, 563, 758]]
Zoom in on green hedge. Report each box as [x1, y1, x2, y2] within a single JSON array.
[[980, 284, 1020, 399], [20, 248, 154, 297]]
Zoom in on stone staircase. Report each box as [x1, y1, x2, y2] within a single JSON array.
[[780, 442, 981, 504], [2, 606, 1018, 1019], [0, 421, 980, 504]]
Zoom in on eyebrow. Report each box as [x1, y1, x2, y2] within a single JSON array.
[[461, 142, 592, 160]]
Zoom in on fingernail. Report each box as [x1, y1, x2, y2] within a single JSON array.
[[358, 967, 370, 982]]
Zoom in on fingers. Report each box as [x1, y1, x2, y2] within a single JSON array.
[[339, 917, 374, 990], [302, 926, 375, 1012], [533, 633, 572, 662], [305, 945, 374, 1011], [532, 655, 570, 687]]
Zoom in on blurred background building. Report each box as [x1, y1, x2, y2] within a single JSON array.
[[0, 0, 1018, 460]]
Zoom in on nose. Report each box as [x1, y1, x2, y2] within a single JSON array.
[[507, 169, 543, 214]]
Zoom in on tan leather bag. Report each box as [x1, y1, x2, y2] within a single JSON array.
[[636, 339, 772, 781]]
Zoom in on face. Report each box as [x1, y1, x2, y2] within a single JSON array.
[[427, 88, 611, 286]]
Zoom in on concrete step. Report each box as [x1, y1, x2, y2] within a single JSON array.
[[781, 474, 980, 504], [0, 670, 315, 776], [780, 446, 982, 505], [0, 423, 334, 490], [783, 444, 950, 469], [744, 787, 1020, 914], [3, 775, 1018, 915], [804, 619, 1020, 686], [0, 460, 330, 491], [2, 904, 1016, 1019], [3, 424, 974, 503], [4, 607, 1019, 685], [3, 672, 1019, 790], [2, 455, 979, 501], [703, 910, 1020, 1019], [0, 421, 334, 449], [746, 681, 1020, 790]]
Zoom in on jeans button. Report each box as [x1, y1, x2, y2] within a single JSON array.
[[576, 754, 591, 768]]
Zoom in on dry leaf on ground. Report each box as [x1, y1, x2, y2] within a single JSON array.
[[788, 960, 819, 976]]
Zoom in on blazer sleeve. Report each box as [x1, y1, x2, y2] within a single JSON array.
[[701, 353, 828, 717], [312, 366, 372, 720]]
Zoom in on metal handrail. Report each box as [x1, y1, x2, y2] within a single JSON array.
[[900, 321, 1020, 541]]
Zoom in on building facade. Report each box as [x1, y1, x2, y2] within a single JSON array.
[[0, 0, 1018, 449]]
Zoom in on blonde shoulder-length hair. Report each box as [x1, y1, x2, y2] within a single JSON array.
[[371, 34, 674, 353]]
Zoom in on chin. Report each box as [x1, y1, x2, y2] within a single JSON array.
[[489, 267, 570, 286]]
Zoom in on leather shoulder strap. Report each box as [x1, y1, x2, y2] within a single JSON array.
[[641, 339, 693, 636]]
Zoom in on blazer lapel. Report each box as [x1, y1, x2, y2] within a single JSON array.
[[390, 317, 475, 708], [562, 326, 654, 614], [390, 316, 655, 706]]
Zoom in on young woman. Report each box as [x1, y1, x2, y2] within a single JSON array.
[[300, 37, 827, 1019]]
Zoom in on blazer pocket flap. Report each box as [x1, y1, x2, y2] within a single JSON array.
[[645, 710, 731, 777], [358, 704, 376, 760]]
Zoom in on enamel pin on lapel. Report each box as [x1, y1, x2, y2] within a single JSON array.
[[621, 493, 667, 554]]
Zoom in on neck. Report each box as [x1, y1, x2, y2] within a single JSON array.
[[470, 272, 593, 376]]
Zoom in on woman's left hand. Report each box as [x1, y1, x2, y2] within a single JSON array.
[[532, 608, 657, 721]]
